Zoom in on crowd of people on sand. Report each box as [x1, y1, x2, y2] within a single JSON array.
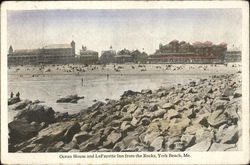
[[9, 63, 241, 77]]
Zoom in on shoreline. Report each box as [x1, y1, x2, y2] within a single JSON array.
[[8, 72, 242, 152]]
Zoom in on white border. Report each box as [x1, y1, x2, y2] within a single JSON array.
[[1, 1, 249, 164]]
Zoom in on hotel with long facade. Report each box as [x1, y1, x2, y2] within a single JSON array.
[[149, 40, 228, 64], [8, 41, 76, 65]]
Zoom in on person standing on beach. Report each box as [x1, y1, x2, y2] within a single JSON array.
[[16, 92, 20, 99], [10, 92, 14, 98], [81, 78, 83, 86]]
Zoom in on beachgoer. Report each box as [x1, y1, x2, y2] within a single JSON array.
[[16, 92, 20, 99], [10, 92, 14, 98]]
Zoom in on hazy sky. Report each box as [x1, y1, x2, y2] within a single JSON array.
[[7, 9, 242, 54]]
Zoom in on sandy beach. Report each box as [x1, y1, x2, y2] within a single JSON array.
[[8, 63, 241, 76]]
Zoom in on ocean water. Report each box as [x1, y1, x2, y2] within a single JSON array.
[[8, 74, 208, 122]]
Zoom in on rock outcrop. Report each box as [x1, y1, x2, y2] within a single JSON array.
[[56, 95, 84, 103], [8, 97, 21, 105]]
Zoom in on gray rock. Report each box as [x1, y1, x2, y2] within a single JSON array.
[[154, 109, 166, 118], [150, 136, 164, 151], [97, 148, 112, 152], [8, 119, 43, 144], [56, 94, 84, 103], [120, 121, 133, 132], [72, 132, 91, 144], [8, 97, 21, 105], [121, 90, 139, 98], [212, 99, 228, 111], [208, 110, 228, 128], [14, 104, 55, 124], [168, 118, 190, 136], [12, 99, 32, 110], [62, 141, 79, 152], [185, 138, 212, 151], [121, 114, 132, 121], [113, 141, 126, 151], [54, 112, 69, 122], [216, 125, 239, 144], [161, 103, 174, 110], [140, 117, 151, 126], [63, 122, 81, 143], [54, 141, 65, 149], [184, 124, 203, 135], [131, 117, 140, 126], [108, 120, 121, 127], [233, 89, 242, 98], [143, 131, 161, 144], [80, 123, 90, 132], [165, 136, 181, 151], [209, 143, 236, 151], [86, 101, 104, 112], [192, 114, 209, 127], [189, 81, 196, 87], [79, 133, 102, 151], [148, 104, 158, 112], [127, 104, 138, 113], [133, 108, 144, 117], [181, 135, 196, 148], [167, 109, 181, 120], [222, 87, 235, 97], [141, 89, 152, 94], [107, 130, 122, 144]]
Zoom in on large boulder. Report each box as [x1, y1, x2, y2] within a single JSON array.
[[29, 121, 80, 148], [207, 110, 228, 128], [181, 134, 196, 149], [141, 89, 152, 94], [14, 104, 55, 124], [8, 119, 43, 144], [79, 133, 103, 151], [168, 118, 190, 136], [185, 138, 212, 151], [153, 109, 166, 118], [209, 143, 236, 151], [212, 99, 228, 111], [56, 94, 84, 103], [63, 122, 81, 143], [12, 99, 32, 110], [222, 87, 235, 97], [54, 112, 69, 122], [149, 136, 164, 151], [216, 125, 239, 144], [8, 97, 21, 105], [167, 109, 181, 120], [121, 90, 139, 98], [161, 103, 174, 110], [143, 131, 161, 145], [107, 130, 122, 144]]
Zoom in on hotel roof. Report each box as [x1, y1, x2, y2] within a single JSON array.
[[43, 44, 72, 49]]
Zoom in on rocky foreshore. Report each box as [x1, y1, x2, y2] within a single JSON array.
[[8, 73, 242, 152]]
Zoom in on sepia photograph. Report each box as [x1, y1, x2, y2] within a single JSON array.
[[1, 1, 249, 164]]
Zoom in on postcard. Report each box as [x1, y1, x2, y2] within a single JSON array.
[[1, 1, 249, 164]]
